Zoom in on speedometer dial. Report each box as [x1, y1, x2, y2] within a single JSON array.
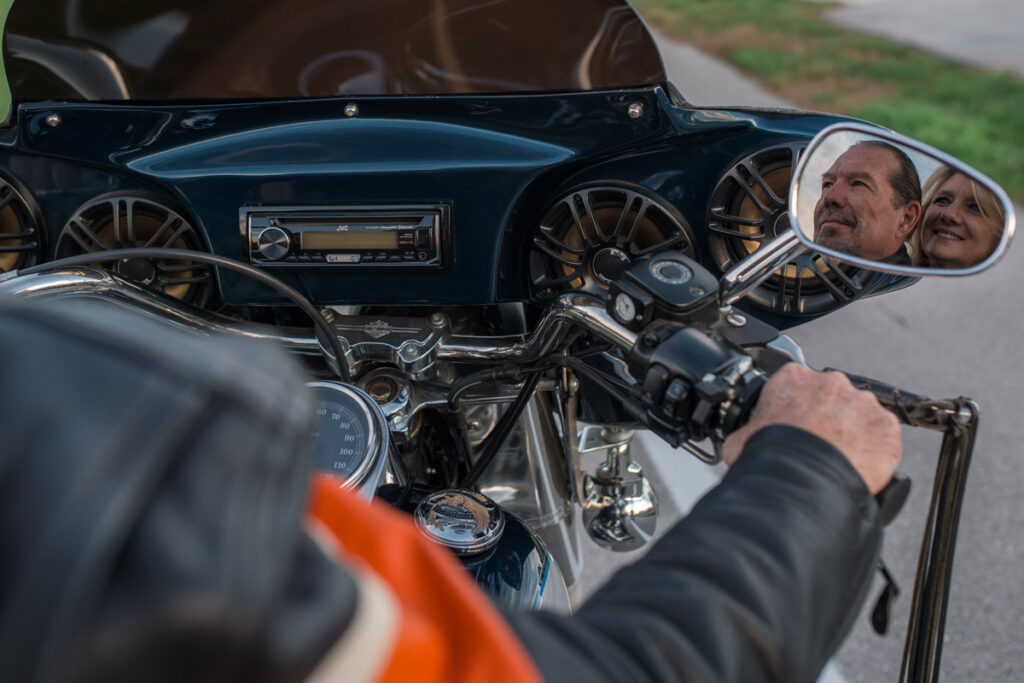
[[307, 381, 390, 495], [313, 398, 369, 479]]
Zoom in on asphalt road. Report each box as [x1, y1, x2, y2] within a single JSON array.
[[590, 22, 1024, 683]]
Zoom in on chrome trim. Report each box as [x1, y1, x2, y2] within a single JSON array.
[[307, 381, 390, 497], [765, 333, 807, 367], [0, 268, 321, 350], [0, 273, 638, 366]]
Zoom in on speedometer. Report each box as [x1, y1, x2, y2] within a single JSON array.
[[307, 381, 391, 496]]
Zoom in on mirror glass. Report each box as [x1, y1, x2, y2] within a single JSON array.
[[791, 124, 1015, 275]]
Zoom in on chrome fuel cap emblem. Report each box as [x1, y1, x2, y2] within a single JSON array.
[[414, 489, 505, 556]]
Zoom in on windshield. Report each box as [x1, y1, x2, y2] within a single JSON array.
[[3, 0, 665, 102]]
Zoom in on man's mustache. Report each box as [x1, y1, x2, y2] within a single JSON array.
[[816, 207, 857, 229]]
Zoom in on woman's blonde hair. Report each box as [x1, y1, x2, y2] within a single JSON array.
[[910, 167, 1005, 266]]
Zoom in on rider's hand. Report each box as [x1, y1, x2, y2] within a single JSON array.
[[721, 363, 901, 495]]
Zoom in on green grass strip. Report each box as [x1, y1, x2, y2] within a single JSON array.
[[634, 0, 1024, 200]]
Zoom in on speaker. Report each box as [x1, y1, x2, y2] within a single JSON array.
[[0, 174, 43, 274], [530, 183, 696, 299], [706, 142, 878, 315], [55, 193, 213, 306]]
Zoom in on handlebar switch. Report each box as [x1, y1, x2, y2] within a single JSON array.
[[628, 325, 766, 446]]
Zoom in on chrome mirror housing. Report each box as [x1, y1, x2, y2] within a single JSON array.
[[790, 123, 1016, 276]]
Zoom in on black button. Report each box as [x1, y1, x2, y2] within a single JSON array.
[[298, 255, 311, 262]]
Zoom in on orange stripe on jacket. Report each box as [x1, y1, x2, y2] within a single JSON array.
[[308, 476, 543, 683]]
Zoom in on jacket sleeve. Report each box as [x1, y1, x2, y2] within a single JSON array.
[[504, 425, 883, 683]]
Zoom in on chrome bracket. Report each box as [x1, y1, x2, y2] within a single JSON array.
[[579, 426, 658, 552]]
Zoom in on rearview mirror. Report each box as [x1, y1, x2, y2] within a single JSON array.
[[790, 123, 1016, 275]]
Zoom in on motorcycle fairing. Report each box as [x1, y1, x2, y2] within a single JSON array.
[[6, 89, 856, 307], [5, 86, 852, 306]]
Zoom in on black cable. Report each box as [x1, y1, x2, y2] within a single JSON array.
[[459, 371, 542, 489], [385, 439, 414, 510], [6, 248, 349, 379]]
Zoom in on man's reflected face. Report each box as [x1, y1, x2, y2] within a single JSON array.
[[813, 145, 920, 260]]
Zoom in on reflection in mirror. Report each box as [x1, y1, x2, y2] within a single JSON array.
[[791, 124, 1015, 275]]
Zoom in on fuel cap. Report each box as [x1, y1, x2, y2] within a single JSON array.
[[414, 489, 505, 556]]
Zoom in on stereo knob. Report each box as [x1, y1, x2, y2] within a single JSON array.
[[257, 227, 291, 261]]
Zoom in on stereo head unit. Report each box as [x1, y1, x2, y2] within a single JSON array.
[[242, 205, 448, 267]]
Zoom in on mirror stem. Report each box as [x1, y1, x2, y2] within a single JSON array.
[[718, 230, 806, 306]]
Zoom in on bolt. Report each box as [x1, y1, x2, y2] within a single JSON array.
[[320, 307, 336, 323], [430, 312, 445, 328], [690, 285, 706, 297], [627, 102, 644, 119], [45, 113, 61, 128], [400, 343, 419, 360], [627, 462, 642, 475], [344, 103, 359, 118], [643, 331, 660, 347], [726, 312, 747, 328]]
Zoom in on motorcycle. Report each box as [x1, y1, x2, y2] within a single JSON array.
[[0, 1, 1016, 681]]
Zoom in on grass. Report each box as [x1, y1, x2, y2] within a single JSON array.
[[632, 0, 1024, 200]]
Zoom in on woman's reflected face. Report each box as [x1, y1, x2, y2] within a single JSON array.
[[921, 173, 1001, 268]]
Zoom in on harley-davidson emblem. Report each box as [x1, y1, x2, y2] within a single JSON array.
[[364, 320, 392, 338]]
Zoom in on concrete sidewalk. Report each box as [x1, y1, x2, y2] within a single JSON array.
[[825, 0, 1024, 77], [651, 29, 794, 108]]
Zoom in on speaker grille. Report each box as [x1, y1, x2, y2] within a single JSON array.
[[0, 175, 43, 273], [707, 142, 878, 315], [55, 194, 213, 307], [530, 184, 696, 299]]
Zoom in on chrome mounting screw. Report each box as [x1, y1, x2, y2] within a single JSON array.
[[344, 103, 359, 118], [627, 102, 644, 119], [726, 312, 747, 328], [45, 113, 62, 128]]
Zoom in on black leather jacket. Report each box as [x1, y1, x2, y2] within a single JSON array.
[[505, 426, 882, 683], [0, 297, 880, 683]]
